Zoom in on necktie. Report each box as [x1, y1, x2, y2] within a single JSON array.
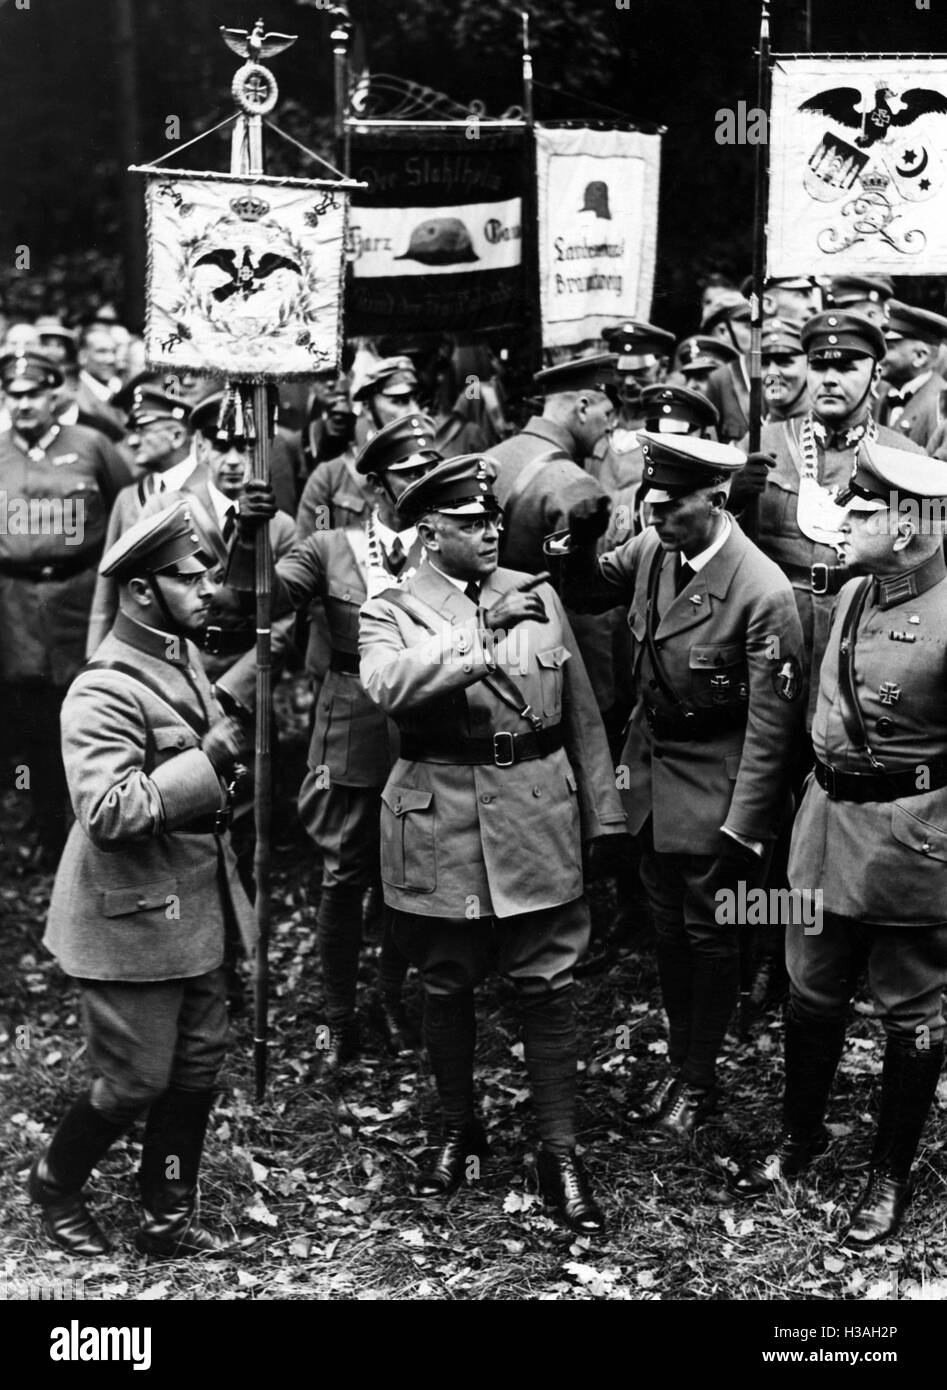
[[675, 556, 695, 595], [222, 506, 236, 543], [387, 535, 406, 576], [464, 580, 480, 605]]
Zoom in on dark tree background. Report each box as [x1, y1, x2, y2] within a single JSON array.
[[0, 0, 943, 332]]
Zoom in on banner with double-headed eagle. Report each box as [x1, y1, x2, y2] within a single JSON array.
[[768, 59, 947, 276], [142, 170, 347, 380]]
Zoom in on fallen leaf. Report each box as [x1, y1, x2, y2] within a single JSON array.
[[245, 1199, 278, 1228]]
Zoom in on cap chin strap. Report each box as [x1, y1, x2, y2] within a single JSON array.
[[145, 571, 185, 634]]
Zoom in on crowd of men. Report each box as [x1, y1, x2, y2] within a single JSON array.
[[4, 269, 947, 1258]]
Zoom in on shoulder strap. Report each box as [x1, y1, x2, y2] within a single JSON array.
[[498, 450, 558, 563], [643, 546, 691, 714], [834, 578, 883, 766], [80, 659, 209, 740]]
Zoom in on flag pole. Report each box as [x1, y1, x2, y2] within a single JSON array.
[[745, 0, 771, 537], [222, 20, 296, 1103], [739, 0, 771, 1040]]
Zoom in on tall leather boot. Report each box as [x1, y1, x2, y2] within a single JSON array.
[[414, 991, 486, 1196], [136, 1088, 234, 1257], [315, 884, 363, 1073], [732, 1010, 847, 1194], [374, 909, 416, 1055], [652, 953, 740, 1141], [28, 1092, 127, 1255], [521, 987, 604, 1236], [653, 934, 694, 1077], [844, 1041, 944, 1247]]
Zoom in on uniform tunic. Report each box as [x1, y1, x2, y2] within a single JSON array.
[[753, 416, 923, 724], [567, 521, 806, 853], [877, 372, 947, 451], [45, 609, 255, 981], [0, 423, 130, 684], [788, 551, 947, 1039], [359, 561, 626, 922]]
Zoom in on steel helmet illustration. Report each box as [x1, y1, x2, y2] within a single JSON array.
[[395, 217, 480, 265], [579, 181, 611, 219]]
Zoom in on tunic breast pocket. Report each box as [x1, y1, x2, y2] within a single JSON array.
[[380, 785, 436, 893], [688, 642, 749, 708], [536, 644, 570, 719], [152, 725, 199, 767]]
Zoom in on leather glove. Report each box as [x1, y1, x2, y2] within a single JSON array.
[[706, 832, 764, 899], [236, 479, 277, 536], [568, 494, 611, 548], [201, 715, 249, 779], [727, 451, 776, 512]]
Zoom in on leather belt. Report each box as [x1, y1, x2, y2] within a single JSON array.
[[202, 625, 254, 657], [644, 704, 748, 742], [329, 649, 360, 674], [0, 550, 100, 582], [815, 755, 947, 803], [400, 724, 563, 767], [179, 806, 234, 835]]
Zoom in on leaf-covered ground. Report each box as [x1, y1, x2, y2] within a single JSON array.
[[2, 682, 947, 1302]]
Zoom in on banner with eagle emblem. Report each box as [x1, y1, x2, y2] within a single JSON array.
[[142, 170, 347, 381], [768, 59, 947, 275]]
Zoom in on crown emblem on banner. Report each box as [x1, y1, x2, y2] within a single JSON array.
[[230, 193, 270, 221], [860, 168, 891, 193]]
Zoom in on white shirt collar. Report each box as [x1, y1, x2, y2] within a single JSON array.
[[158, 450, 198, 493], [683, 513, 731, 573], [207, 480, 236, 529], [374, 511, 417, 553]]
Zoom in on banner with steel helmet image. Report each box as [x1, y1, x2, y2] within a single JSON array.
[[768, 57, 947, 276], [535, 125, 661, 349], [141, 168, 347, 382], [345, 132, 525, 336]]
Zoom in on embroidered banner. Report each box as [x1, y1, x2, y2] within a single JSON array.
[[142, 171, 347, 381], [535, 126, 661, 350], [345, 132, 525, 336], [768, 58, 947, 276]]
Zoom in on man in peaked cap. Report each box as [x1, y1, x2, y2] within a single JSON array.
[[729, 309, 923, 731], [0, 350, 131, 863], [733, 444, 947, 1247], [31, 501, 254, 1259], [701, 294, 753, 442], [738, 275, 821, 325], [296, 356, 423, 543], [826, 273, 894, 326], [231, 414, 442, 1070], [877, 299, 947, 449], [757, 317, 809, 425], [597, 382, 719, 500], [674, 334, 741, 398], [85, 380, 207, 653], [355, 452, 625, 1234], [487, 353, 616, 577], [563, 433, 805, 1141], [592, 323, 676, 492]]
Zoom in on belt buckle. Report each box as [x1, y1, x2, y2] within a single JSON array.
[[822, 762, 838, 799], [204, 625, 222, 655], [39, 564, 55, 582], [493, 731, 516, 767], [811, 563, 829, 596]]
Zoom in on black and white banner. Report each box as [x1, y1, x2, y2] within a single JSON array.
[[345, 134, 524, 336]]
